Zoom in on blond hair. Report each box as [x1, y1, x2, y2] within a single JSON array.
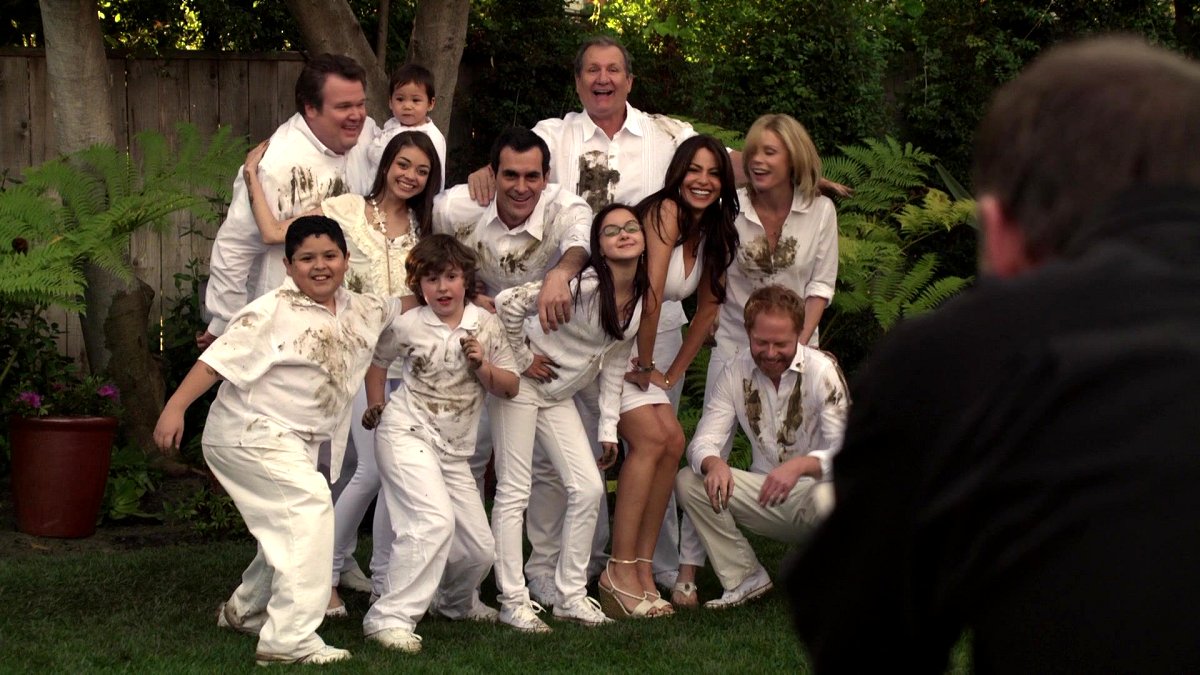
[[743, 113, 821, 204]]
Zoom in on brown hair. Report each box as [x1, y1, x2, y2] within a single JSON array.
[[404, 234, 479, 304], [294, 54, 366, 115], [973, 36, 1200, 259], [743, 285, 805, 334]]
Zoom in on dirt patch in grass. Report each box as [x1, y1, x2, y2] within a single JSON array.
[[0, 473, 213, 558]]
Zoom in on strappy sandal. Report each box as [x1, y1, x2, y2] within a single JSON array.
[[637, 558, 675, 616], [598, 559, 657, 619], [671, 581, 699, 609]]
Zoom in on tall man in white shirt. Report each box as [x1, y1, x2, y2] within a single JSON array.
[[200, 53, 375, 348], [677, 285, 848, 609], [467, 36, 702, 595]]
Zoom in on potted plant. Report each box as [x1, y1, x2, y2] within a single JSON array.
[[3, 301, 123, 537]]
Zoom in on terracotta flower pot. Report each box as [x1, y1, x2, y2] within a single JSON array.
[[9, 415, 118, 538]]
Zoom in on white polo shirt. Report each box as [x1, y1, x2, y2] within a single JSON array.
[[432, 183, 592, 296], [200, 279, 396, 481], [687, 345, 848, 481], [372, 303, 517, 460]]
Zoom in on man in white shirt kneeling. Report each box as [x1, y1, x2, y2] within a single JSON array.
[[676, 284, 849, 609]]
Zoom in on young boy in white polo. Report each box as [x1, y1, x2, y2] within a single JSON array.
[[154, 216, 396, 667], [361, 234, 520, 653]]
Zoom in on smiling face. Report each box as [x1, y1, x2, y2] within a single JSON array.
[[495, 146, 547, 228], [303, 74, 367, 155], [284, 234, 348, 310], [575, 45, 633, 122], [748, 310, 800, 383], [419, 264, 467, 326], [597, 207, 645, 262], [384, 144, 432, 205], [680, 147, 723, 214], [746, 129, 793, 195], [389, 81, 435, 128]]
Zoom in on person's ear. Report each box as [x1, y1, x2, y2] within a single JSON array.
[[427, 96, 436, 112], [978, 195, 1033, 278]]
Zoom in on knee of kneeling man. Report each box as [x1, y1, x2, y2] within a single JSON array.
[[674, 467, 704, 501]]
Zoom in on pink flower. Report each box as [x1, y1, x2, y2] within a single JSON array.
[[97, 384, 120, 401], [17, 391, 43, 409]]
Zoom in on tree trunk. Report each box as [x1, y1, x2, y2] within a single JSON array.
[[407, 0, 470, 133], [285, 0, 391, 122], [39, 0, 180, 470]]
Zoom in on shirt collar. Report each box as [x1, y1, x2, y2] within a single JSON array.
[[416, 301, 482, 332], [481, 193, 548, 241], [581, 102, 643, 141], [278, 277, 351, 313], [292, 113, 343, 158], [741, 186, 814, 227]]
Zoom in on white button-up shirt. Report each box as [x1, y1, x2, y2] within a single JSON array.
[[365, 117, 448, 192], [533, 103, 695, 330], [205, 113, 377, 335], [716, 188, 839, 356], [200, 278, 396, 481], [687, 345, 849, 482], [432, 183, 592, 296], [372, 303, 517, 460], [495, 271, 639, 444]]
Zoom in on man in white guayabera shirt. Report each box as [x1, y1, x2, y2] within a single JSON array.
[[200, 53, 377, 349], [677, 285, 848, 609]]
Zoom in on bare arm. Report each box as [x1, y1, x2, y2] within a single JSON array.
[[652, 269, 721, 392], [153, 361, 222, 451], [626, 202, 679, 390], [361, 364, 388, 430], [536, 246, 589, 332], [462, 336, 520, 399], [800, 296, 829, 346]]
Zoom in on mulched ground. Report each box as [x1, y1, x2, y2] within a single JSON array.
[[0, 473, 209, 558]]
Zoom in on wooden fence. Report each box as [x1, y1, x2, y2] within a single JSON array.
[[0, 48, 305, 362]]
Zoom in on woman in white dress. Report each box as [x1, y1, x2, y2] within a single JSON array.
[[243, 131, 442, 616], [599, 135, 740, 617]]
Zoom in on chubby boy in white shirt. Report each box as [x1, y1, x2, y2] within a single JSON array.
[[154, 216, 396, 667], [361, 234, 520, 653]]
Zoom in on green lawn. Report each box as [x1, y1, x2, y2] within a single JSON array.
[[0, 535, 815, 673]]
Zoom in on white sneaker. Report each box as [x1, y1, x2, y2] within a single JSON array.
[[430, 599, 499, 623], [338, 565, 373, 593], [324, 603, 348, 619], [704, 565, 773, 609], [216, 602, 259, 636], [366, 627, 423, 654], [552, 596, 613, 627], [526, 575, 559, 607], [255, 645, 351, 666], [499, 601, 552, 634]]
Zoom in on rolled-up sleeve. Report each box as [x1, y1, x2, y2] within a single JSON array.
[[494, 282, 541, 373], [804, 200, 839, 301], [686, 362, 739, 475]]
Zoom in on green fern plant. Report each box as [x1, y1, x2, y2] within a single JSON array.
[[823, 137, 975, 351], [0, 123, 245, 312]]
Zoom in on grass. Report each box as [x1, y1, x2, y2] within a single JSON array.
[[0, 534, 815, 673]]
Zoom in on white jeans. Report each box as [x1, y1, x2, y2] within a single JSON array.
[[363, 424, 493, 634], [675, 466, 833, 589], [330, 383, 397, 589], [204, 439, 332, 660], [490, 380, 604, 607]]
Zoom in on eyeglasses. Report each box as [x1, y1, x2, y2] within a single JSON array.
[[601, 221, 641, 237]]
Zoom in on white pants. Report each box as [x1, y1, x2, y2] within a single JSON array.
[[204, 439, 332, 660], [675, 466, 833, 589], [330, 383, 397, 589], [490, 380, 604, 607], [363, 424, 493, 634]]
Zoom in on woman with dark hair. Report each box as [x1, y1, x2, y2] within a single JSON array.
[[596, 135, 740, 617], [489, 203, 649, 633], [243, 130, 443, 617]]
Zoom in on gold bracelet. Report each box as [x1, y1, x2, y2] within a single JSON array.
[[662, 372, 671, 389]]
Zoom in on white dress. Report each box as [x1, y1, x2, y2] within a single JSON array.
[[619, 242, 703, 412]]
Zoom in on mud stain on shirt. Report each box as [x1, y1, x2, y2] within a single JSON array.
[[740, 235, 799, 278], [577, 151, 620, 212]]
